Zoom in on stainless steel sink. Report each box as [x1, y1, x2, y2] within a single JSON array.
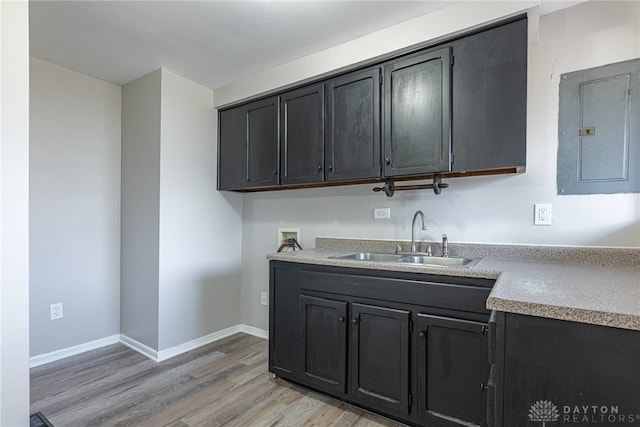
[[330, 252, 403, 262], [330, 252, 479, 268], [396, 255, 479, 268]]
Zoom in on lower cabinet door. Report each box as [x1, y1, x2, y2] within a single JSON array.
[[300, 295, 348, 395], [417, 314, 489, 427], [350, 302, 411, 416]]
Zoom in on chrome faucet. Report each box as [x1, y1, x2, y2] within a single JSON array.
[[411, 210, 427, 253]]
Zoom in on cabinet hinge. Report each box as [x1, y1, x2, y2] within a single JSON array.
[[408, 393, 412, 407], [482, 325, 488, 334], [380, 73, 384, 86], [451, 55, 455, 66], [409, 320, 413, 333], [451, 153, 454, 165]]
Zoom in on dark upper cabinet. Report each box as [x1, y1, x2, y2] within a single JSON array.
[[450, 18, 527, 172], [218, 17, 527, 191], [350, 302, 411, 416], [218, 96, 279, 190], [326, 67, 381, 181], [218, 106, 247, 190], [299, 295, 347, 396], [247, 97, 279, 187], [417, 314, 489, 427], [383, 47, 452, 177], [281, 84, 324, 185]]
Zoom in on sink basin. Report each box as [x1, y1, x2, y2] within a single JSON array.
[[330, 252, 480, 268], [396, 255, 479, 268], [331, 252, 403, 262]]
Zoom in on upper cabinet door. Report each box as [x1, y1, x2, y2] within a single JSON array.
[[383, 47, 452, 177], [326, 68, 381, 182], [281, 84, 325, 185], [247, 96, 279, 188], [218, 105, 248, 190], [450, 18, 527, 173]]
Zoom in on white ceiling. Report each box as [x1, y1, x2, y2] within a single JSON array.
[[30, 1, 462, 89]]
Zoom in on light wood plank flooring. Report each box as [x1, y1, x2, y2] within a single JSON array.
[[31, 333, 406, 426]]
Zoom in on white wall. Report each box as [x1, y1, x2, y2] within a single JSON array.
[[121, 68, 243, 352], [120, 69, 162, 350], [0, 0, 31, 424], [29, 58, 121, 356], [234, 1, 640, 331], [158, 69, 242, 351]]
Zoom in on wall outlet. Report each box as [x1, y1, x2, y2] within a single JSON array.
[[374, 208, 391, 219], [534, 203, 552, 225], [277, 227, 300, 247], [260, 292, 268, 306], [50, 303, 63, 320]]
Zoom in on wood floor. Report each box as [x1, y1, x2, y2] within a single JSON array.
[[31, 333, 406, 427]]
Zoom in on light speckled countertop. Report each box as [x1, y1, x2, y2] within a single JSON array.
[[267, 238, 640, 331]]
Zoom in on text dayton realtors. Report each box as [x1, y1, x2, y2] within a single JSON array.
[[563, 405, 638, 424]]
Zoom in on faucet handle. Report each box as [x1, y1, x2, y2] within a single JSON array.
[[442, 234, 449, 257], [394, 243, 402, 254]]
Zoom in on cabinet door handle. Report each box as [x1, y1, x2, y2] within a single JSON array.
[[385, 158, 391, 165], [328, 165, 333, 171], [272, 171, 278, 176], [352, 318, 358, 325], [419, 331, 426, 338], [317, 165, 322, 171], [338, 316, 345, 323]]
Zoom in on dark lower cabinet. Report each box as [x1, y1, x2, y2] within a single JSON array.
[[299, 295, 347, 395], [269, 261, 300, 377], [350, 303, 411, 416], [496, 313, 640, 427], [270, 261, 494, 427], [417, 314, 489, 427]]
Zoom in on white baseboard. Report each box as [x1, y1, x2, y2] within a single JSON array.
[[30, 324, 269, 367], [156, 324, 243, 362], [239, 324, 269, 339], [29, 335, 120, 368]]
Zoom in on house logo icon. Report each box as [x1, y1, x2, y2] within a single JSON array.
[[529, 400, 560, 426]]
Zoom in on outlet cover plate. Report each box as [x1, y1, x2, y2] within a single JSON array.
[[534, 203, 552, 225], [50, 303, 63, 320]]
